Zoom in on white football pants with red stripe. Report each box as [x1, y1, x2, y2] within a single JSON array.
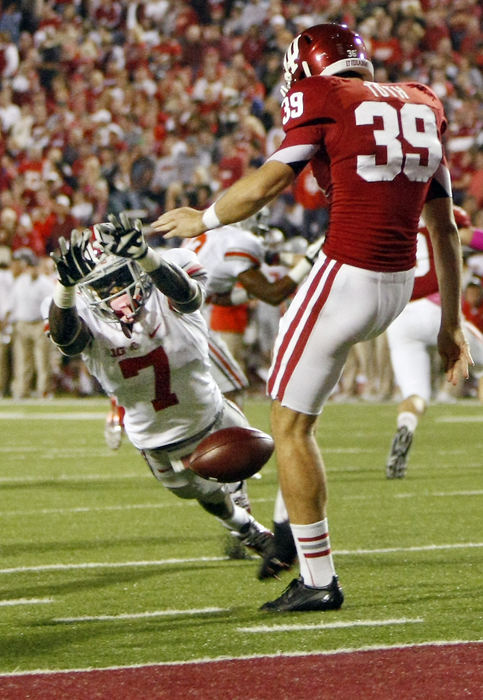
[[268, 254, 414, 415]]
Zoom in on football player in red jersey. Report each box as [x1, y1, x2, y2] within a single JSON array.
[[152, 24, 472, 612], [385, 205, 483, 478]]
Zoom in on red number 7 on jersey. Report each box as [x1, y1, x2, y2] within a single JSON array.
[[119, 347, 179, 412]]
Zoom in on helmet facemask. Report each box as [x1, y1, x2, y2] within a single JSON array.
[[77, 255, 153, 328]]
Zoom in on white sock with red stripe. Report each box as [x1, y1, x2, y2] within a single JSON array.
[[291, 518, 336, 588]]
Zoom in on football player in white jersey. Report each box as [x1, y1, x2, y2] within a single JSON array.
[[47, 218, 274, 570], [385, 206, 483, 478], [182, 214, 323, 402]]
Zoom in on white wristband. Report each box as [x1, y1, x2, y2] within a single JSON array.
[[137, 247, 162, 273], [53, 281, 77, 308], [287, 257, 313, 284], [201, 203, 221, 230]]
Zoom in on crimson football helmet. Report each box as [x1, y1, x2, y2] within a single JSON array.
[[281, 23, 374, 96], [77, 254, 153, 325]]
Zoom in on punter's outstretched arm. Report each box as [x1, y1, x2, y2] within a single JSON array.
[[151, 161, 294, 240]]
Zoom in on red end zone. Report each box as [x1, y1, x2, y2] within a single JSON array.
[[0, 643, 481, 699]]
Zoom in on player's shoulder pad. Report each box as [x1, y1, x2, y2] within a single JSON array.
[[283, 75, 336, 130], [162, 246, 197, 267], [287, 75, 334, 98], [402, 81, 444, 107], [163, 245, 207, 280]]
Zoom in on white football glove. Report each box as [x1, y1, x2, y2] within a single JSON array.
[[94, 213, 148, 260], [305, 235, 325, 264], [286, 235, 325, 284], [50, 228, 97, 287]]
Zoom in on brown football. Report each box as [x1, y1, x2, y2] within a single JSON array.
[[189, 427, 274, 482]]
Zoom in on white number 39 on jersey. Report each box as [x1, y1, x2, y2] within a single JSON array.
[[281, 92, 304, 125], [355, 102, 442, 183]]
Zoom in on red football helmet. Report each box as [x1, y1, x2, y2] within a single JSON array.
[[281, 23, 374, 96]]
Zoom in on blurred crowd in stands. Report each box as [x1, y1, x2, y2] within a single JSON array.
[[0, 0, 481, 401]]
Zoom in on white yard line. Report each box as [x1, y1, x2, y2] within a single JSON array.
[[54, 613, 422, 628], [55, 608, 228, 623], [0, 557, 226, 575], [0, 498, 239, 517], [0, 503, 186, 516], [0, 412, 107, 420], [0, 448, 123, 456], [0, 399, 108, 407], [0, 473, 148, 483], [238, 617, 424, 633], [0, 598, 54, 607], [319, 448, 375, 453], [395, 490, 483, 498], [0, 542, 481, 576], [335, 542, 483, 555], [1, 488, 481, 516], [435, 416, 483, 422]]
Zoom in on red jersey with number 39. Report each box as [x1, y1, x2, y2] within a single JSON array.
[[267, 76, 450, 272]]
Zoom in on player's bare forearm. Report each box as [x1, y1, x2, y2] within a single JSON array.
[[238, 267, 297, 306], [424, 199, 462, 326], [432, 233, 463, 328], [214, 161, 295, 224], [48, 301, 91, 356], [423, 198, 473, 382], [151, 161, 294, 240]]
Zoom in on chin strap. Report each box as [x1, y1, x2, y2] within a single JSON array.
[[120, 322, 133, 338]]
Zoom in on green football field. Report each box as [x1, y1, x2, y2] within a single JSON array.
[[0, 396, 481, 673]]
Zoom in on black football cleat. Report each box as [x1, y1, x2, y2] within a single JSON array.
[[258, 520, 297, 580], [260, 575, 344, 612], [237, 517, 274, 558], [386, 426, 413, 479]]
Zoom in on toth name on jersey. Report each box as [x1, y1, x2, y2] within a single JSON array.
[[364, 81, 411, 100]]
